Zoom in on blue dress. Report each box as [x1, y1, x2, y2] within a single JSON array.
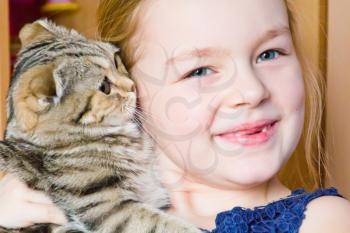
[[201, 187, 342, 233]]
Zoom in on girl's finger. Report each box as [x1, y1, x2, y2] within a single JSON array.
[[25, 189, 54, 205], [0, 173, 26, 188], [24, 202, 68, 225]]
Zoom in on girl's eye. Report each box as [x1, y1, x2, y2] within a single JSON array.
[[186, 67, 214, 78], [256, 50, 283, 63]]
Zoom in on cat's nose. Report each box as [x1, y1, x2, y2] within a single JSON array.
[[124, 78, 135, 92], [123, 79, 135, 92], [115, 76, 135, 92]]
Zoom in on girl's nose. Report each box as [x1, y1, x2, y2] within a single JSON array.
[[221, 63, 270, 109]]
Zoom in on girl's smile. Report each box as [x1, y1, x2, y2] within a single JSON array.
[[213, 119, 280, 147]]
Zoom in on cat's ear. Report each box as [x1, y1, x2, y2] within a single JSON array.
[[11, 61, 73, 131], [19, 19, 55, 48], [12, 63, 57, 131]]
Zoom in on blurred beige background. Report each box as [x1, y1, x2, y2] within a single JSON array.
[[325, 0, 350, 198]]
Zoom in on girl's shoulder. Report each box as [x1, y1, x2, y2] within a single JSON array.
[[206, 187, 350, 233], [300, 189, 350, 233]]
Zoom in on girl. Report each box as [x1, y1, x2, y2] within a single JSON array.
[[1, 0, 350, 232]]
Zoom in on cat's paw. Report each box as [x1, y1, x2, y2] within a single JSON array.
[[162, 217, 203, 233]]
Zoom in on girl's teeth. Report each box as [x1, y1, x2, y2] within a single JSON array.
[[231, 123, 273, 136], [262, 126, 268, 133]]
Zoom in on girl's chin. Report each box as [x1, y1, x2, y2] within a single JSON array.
[[217, 164, 280, 187], [189, 167, 279, 190]]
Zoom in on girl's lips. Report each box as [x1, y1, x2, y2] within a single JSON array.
[[215, 120, 279, 146]]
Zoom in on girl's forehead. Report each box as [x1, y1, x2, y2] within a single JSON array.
[[137, 0, 289, 53]]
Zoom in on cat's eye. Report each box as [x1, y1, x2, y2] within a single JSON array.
[[99, 77, 111, 95]]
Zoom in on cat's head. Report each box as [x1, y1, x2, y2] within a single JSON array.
[[6, 19, 138, 143]]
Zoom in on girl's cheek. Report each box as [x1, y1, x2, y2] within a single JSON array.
[[264, 63, 305, 114], [138, 81, 207, 140]]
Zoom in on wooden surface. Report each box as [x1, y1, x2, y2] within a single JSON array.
[[49, 0, 99, 38], [326, 0, 350, 198], [0, 0, 10, 140]]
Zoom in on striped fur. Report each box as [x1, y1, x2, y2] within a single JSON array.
[[0, 19, 201, 233]]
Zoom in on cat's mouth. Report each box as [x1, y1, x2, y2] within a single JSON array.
[[90, 93, 137, 127], [121, 92, 137, 116], [100, 101, 137, 127]]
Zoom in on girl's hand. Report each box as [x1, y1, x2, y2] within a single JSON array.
[[0, 174, 67, 228]]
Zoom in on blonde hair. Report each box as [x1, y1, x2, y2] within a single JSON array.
[[97, 0, 142, 69], [97, 0, 327, 190]]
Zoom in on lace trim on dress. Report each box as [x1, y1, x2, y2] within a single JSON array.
[[201, 187, 342, 233]]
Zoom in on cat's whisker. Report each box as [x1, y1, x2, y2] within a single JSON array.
[[124, 105, 162, 123], [133, 111, 153, 124], [125, 107, 146, 128], [132, 113, 159, 130], [124, 109, 164, 149], [134, 121, 163, 148], [124, 108, 155, 124], [134, 108, 156, 119], [123, 106, 143, 119], [130, 115, 153, 138]]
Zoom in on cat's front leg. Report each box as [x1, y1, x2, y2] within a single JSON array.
[[33, 122, 141, 148], [89, 201, 202, 233], [50, 121, 140, 139], [50, 223, 87, 233]]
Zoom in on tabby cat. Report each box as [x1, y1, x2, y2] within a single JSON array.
[[0, 19, 201, 233]]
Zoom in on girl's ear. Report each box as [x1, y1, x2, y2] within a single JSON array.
[[18, 19, 54, 48]]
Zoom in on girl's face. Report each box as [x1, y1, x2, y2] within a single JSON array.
[[131, 0, 305, 189]]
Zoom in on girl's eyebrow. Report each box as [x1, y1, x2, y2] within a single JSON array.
[[166, 25, 290, 65], [166, 47, 232, 65], [253, 25, 291, 48]]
